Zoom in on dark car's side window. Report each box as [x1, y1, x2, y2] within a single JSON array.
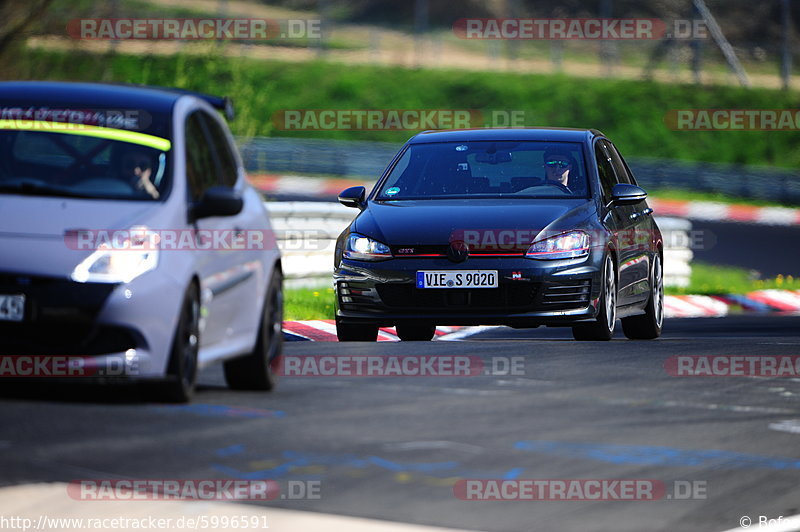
[[201, 113, 238, 188], [602, 140, 635, 185], [185, 112, 219, 202], [594, 142, 616, 204]]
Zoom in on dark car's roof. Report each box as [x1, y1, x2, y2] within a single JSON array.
[[408, 127, 603, 144]]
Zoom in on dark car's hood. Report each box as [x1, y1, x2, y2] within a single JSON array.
[[355, 199, 597, 246]]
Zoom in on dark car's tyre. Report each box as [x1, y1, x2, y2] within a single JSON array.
[[336, 319, 379, 341], [622, 253, 664, 340], [396, 323, 436, 341], [224, 268, 284, 391], [572, 254, 617, 341], [161, 283, 201, 402]]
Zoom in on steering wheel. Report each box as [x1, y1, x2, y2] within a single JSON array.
[[540, 182, 572, 194]]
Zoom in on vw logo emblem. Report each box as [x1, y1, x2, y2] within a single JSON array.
[[447, 240, 469, 263]]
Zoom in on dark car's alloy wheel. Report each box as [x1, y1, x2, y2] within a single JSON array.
[[224, 268, 284, 390], [336, 319, 379, 341], [572, 254, 616, 341], [161, 283, 201, 402], [622, 253, 664, 340], [396, 323, 436, 341]]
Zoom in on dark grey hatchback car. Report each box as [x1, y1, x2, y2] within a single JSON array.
[[334, 128, 664, 342]]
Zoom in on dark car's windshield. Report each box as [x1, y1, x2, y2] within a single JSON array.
[[0, 128, 170, 201], [376, 140, 589, 200]]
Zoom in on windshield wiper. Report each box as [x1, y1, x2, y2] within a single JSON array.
[[0, 182, 98, 199]]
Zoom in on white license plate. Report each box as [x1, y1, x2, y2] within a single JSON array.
[[416, 270, 498, 289], [0, 294, 25, 322]]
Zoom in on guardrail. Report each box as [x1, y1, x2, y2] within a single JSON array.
[[658, 217, 693, 288], [265, 201, 692, 287]]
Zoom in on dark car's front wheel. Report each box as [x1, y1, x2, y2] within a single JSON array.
[[396, 323, 436, 341], [622, 253, 664, 340], [572, 254, 617, 341], [336, 318, 378, 341]]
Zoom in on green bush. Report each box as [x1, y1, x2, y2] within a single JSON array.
[[6, 48, 800, 167]]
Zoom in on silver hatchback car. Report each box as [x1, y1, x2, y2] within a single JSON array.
[[0, 82, 283, 401]]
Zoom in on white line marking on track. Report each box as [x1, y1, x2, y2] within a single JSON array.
[[768, 419, 800, 434], [436, 325, 500, 341], [382, 441, 484, 453]]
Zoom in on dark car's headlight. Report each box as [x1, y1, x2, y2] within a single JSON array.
[[525, 230, 589, 260], [343, 233, 392, 261]]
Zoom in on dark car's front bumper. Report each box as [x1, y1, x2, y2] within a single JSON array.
[[334, 254, 605, 328]]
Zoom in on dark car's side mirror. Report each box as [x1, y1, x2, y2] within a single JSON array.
[[338, 186, 366, 209], [611, 183, 647, 205], [193, 186, 244, 219]]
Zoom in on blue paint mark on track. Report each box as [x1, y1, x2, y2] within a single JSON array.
[[216, 444, 246, 457], [155, 404, 286, 419], [514, 441, 800, 470], [212, 449, 520, 480]]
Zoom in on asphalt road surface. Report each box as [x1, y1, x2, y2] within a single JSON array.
[[1, 315, 799, 532]]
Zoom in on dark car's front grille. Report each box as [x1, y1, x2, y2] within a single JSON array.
[[376, 283, 538, 312], [541, 279, 592, 310], [370, 279, 592, 313]]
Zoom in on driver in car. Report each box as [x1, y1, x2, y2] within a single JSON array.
[[120, 147, 160, 199], [543, 146, 577, 193]]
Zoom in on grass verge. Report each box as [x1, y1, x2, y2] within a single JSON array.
[[666, 262, 799, 296], [285, 286, 335, 320], [5, 47, 800, 169], [650, 188, 798, 208]]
